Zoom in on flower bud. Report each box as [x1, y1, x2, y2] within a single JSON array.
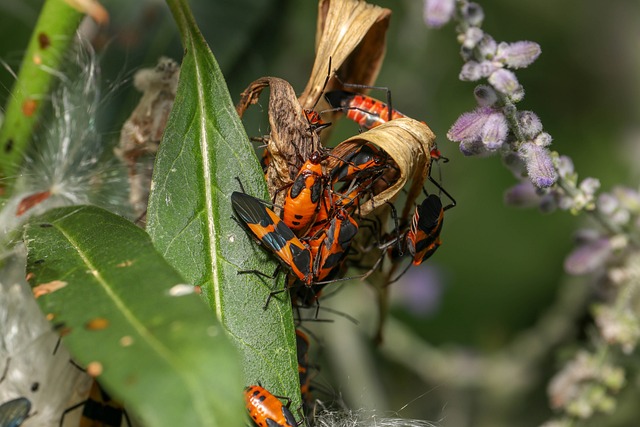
[[462, 2, 484, 26], [564, 236, 612, 275], [462, 27, 484, 49], [423, 0, 455, 28], [519, 142, 558, 188], [518, 111, 543, 140], [504, 181, 539, 208], [474, 85, 498, 107], [447, 107, 493, 143], [481, 111, 508, 150], [489, 68, 521, 96], [459, 139, 487, 156], [477, 35, 497, 58], [496, 41, 541, 69], [534, 132, 553, 147]]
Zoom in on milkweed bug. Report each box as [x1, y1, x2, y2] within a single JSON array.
[[405, 194, 445, 266], [325, 85, 448, 165], [0, 397, 31, 427], [308, 208, 358, 283], [244, 385, 302, 427], [304, 110, 331, 134], [329, 143, 389, 184], [324, 89, 407, 130], [281, 150, 329, 236], [231, 191, 314, 287]]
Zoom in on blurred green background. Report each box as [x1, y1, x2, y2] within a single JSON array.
[[1, 0, 638, 426]]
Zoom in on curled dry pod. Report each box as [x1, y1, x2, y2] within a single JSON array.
[[327, 118, 436, 220], [236, 77, 321, 206], [299, 0, 392, 111]]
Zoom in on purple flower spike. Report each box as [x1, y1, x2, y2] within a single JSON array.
[[424, 0, 455, 28], [496, 41, 541, 69], [447, 107, 493, 143], [489, 68, 522, 96], [519, 142, 558, 188], [518, 111, 543, 140], [481, 111, 509, 150]]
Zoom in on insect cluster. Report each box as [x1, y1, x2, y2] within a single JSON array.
[[236, 74, 455, 426]]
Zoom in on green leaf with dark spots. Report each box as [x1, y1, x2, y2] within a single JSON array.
[[146, 0, 300, 408], [24, 205, 244, 427]]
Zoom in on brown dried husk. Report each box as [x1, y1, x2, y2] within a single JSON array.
[[236, 0, 391, 204], [236, 77, 321, 205], [298, 0, 391, 111], [328, 118, 436, 220]]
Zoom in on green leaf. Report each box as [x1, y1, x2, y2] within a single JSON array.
[[24, 205, 244, 427], [0, 0, 83, 191], [147, 0, 300, 408]]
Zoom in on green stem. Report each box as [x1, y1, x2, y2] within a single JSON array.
[[0, 0, 83, 195]]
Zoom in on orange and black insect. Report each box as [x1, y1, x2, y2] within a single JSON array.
[[329, 143, 389, 184], [324, 89, 407, 130], [232, 191, 313, 286], [304, 110, 331, 134], [325, 87, 449, 166], [307, 207, 359, 283], [405, 194, 445, 266], [60, 380, 131, 427], [281, 150, 328, 236], [244, 385, 301, 427]]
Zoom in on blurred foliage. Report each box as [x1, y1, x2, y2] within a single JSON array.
[[1, 0, 639, 426]]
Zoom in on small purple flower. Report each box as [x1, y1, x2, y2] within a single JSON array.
[[459, 139, 488, 156], [519, 142, 558, 188], [477, 35, 497, 58], [496, 41, 541, 69], [518, 111, 543, 140], [448, 107, 509, 154], [598, 193, 619, 215], [579, 178, 601, 196], [564, 235, 612, 275], [556, 155, 575, 178], [534, 132, 553, 147], [447, 107, 493, 143], [481, 111, 509, 150], [474, 84, 498, 107], [488, 68, 522, 97], [613, 187, 640, 212], [504, 181, 540, 208], [459, 60, 499, 81], [462, 27, 485, 49], [423, 0, 455, 28], [461, 2, 484, 26]]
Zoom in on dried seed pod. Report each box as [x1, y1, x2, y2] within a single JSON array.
[[299, 0, 392, 111], [236, 77, 321, 205], [327, 118, 436, 220]]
